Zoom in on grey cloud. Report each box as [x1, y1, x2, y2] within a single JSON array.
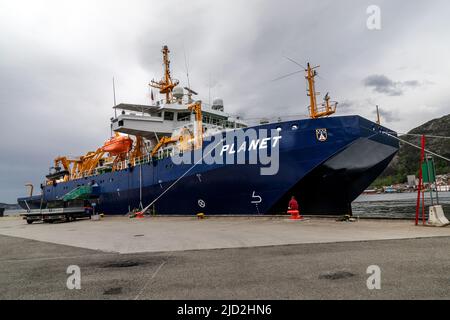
[[337, 100, 356, 112], [371, 108, 400, 122], [402, 80, 420, 87], [363, 75, 401, 96], [363, 74, 420, 96]]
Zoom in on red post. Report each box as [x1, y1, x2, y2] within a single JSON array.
[[415, 135, 425, 225]]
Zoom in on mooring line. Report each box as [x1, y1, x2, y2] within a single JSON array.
[[140, 138, 225, 213], [133, 256, 170, 300], [383, 132, 450, 162], [397, 133, 450, 140]]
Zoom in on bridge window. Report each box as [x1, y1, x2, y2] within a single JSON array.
[[164, 111, 174, 121], [177, 112, 190, 121]]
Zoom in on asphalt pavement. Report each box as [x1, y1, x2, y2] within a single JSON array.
[[1, 234, 449, 299]]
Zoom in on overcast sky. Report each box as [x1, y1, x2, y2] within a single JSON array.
[[1, 0, 449, 203]]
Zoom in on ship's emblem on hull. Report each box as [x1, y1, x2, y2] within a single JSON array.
[[316, 128, 328, 142]]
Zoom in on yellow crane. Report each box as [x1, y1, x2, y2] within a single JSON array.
[[53, 156, 81, 182], [79, 149, 105, 176], [188, 101, 203, 149], [53, 148, 105, 181], [150, 136, 180, 157], [52, 134, 148, 180], [129, 135, 146, 165]]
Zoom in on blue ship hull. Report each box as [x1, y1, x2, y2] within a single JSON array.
[[18, 116, 399, 215]]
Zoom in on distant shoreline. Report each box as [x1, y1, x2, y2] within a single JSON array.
[[0, 203, 20, 210]]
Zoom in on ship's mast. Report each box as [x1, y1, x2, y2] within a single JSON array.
[[305, 63, 337, 119], [376, 105, 381, 124], [306, 63, 318, 118], [150, 45, 179, 104]]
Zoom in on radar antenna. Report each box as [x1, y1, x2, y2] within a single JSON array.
[[184, 86, 198, 104]]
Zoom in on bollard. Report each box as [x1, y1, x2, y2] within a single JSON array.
[[287, 209, 302, 220], [197, 213, 205, 220], [135, 211, 144, 219]]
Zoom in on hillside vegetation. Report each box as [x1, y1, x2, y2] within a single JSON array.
[[373, 114, 450, 187]]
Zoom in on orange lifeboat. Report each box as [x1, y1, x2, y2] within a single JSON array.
[[102, 134, 133, 155]]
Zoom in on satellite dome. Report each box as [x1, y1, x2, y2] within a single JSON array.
[[212, 98, 224, 111], [173, 86, 184, 99]]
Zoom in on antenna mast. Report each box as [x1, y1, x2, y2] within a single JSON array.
[[305, 63, 337, 119], [183, 45, 191, 89], [376, 105, 381, 124], [149, 45, 179, 104], [113, 77, 117, 118], [113, 78, 117, 104], [306, 63, 318, 118]]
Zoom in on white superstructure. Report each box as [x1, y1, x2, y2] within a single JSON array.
[[111, 97, 247, 147]]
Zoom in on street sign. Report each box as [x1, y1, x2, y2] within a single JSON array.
[[422, 159, 436, 183]]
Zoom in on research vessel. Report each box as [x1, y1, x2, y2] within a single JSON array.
[[18, 46, 399, 215]]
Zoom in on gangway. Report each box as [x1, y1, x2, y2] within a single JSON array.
[[62, 185, 96, 201]]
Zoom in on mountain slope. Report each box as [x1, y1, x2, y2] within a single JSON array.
[[373, 114, 450, 186]]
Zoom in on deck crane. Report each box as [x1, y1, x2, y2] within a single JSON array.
[[79, 149, 105, 176], [52, 156, 82, 182], [188, 101, 203, 149], [129, 135, 146, 165], [150, 136, 180, 158], [53, 148, 106, 181]]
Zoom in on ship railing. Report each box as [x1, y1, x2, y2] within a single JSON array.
[[130, 154, 152, 166], [70, 154, 155, 180], [155, 148, 173, 160], [308, 102, 337, 116]]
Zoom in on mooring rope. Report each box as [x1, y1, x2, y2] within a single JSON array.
[[383, 132, 450, 163], [140, 137, 225, 213], [397, 133, 450, 140]]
